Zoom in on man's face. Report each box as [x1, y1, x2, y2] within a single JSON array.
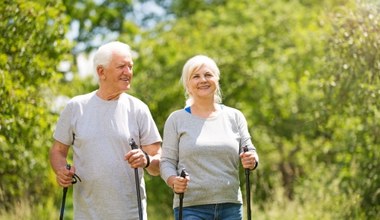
[[99, 52, 134, 92]]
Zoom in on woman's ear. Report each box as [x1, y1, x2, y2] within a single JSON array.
[[186, 87, 192, 96]]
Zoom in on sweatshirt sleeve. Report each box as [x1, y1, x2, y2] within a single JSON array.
[[160, 112, 180, 184], [236, 109, 260, 164]]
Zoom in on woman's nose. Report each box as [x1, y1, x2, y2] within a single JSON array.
[[199, 75, 207, 81]]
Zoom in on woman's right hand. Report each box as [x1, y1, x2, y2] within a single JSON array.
[[168, 175, 190, 194]]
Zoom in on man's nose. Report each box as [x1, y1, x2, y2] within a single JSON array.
[[123, 66, 132, 73]]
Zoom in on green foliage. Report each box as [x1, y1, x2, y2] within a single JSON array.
[[315, 2, 380, 217], [170, 0, 228, 17], [1, 0, 379, 219], [62, 0, 139, 54], [0, 0, 72, 210], [133, 0, 326, 203], [131, 0, 379, 219]]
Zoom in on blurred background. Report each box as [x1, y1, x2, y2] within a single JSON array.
[[0, 0, 379, 219]]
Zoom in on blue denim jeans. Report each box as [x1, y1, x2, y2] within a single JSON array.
[[174, 203, 242, 220]]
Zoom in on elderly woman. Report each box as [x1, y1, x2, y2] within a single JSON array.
[[160, 55, 259, 220]]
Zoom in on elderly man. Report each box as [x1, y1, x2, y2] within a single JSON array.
[[50, 41, 162, 219]]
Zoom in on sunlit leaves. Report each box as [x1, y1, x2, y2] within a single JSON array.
[[0, 0, 72, 209], [133, 0, 379, 218]]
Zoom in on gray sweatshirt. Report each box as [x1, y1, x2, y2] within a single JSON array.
[[160, 105, 258, 208]]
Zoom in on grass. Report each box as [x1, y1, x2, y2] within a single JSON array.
[[0, 186, 372, 220]]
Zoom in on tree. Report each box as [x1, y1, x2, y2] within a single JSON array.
[[62, 0, 171, 55], [1, 0, 378, 219], [0, 0, 72, 210], [130, 0, 379, 218], [315, 1, 380, 217], [128, 0, 322, 216]]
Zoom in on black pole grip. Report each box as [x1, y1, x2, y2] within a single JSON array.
[[179, 169, 189, 197], [243, 146, 251, 175], [180, 169, 189, 178], [130, 138, 139, 150]]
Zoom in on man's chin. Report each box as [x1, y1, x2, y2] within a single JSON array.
[[122, 85, 131, 91]]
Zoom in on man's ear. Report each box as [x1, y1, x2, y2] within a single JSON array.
[[97, 65, 106, 80]]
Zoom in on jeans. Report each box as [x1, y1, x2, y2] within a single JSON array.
[[174, 203, 242, 220]]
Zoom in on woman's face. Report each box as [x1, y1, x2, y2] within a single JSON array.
[[187, 65, 217, 101]]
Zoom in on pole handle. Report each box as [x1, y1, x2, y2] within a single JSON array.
[[178, 169, 189, 198], [242, 146, 251, 175], [130, 138, 139, 150], [180, 168, 189, 178]]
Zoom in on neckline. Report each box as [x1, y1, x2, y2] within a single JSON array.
[[94, 90, 123, 103], [184, 104, 224, 119]]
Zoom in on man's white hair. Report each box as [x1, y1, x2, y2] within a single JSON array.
[[93, 41, 132, 71]]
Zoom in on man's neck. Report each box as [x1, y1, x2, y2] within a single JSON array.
[[96, 89, 122, 100]]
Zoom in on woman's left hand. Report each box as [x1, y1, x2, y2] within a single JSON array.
[[240, 151, 257, 170]]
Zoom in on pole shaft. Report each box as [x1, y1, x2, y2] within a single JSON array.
[[134, 168, 143, 220], [179, 194, 184, 220], [59, 188, 68, 220], [243, 146, 251, 220], [246, 172, 251, 220]]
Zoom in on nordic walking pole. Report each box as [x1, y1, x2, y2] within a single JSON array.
[[178, 168, 189, 220], [130, 139, 143, 220], [59, 177, 68, 220], [60, 164, 81, 220], [243, 146, 251, 220]]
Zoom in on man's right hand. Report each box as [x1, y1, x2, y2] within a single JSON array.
[[56, 165, 76, 187]]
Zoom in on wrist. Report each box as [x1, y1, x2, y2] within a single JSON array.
[[250, 161, 258, 170], [143, 151, 150, 168]]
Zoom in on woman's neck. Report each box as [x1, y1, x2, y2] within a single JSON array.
[[191, 101, 220, 118]]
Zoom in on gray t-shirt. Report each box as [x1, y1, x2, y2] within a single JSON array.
[[54, 91, 162, 220], [160, 105, 258, 208]]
